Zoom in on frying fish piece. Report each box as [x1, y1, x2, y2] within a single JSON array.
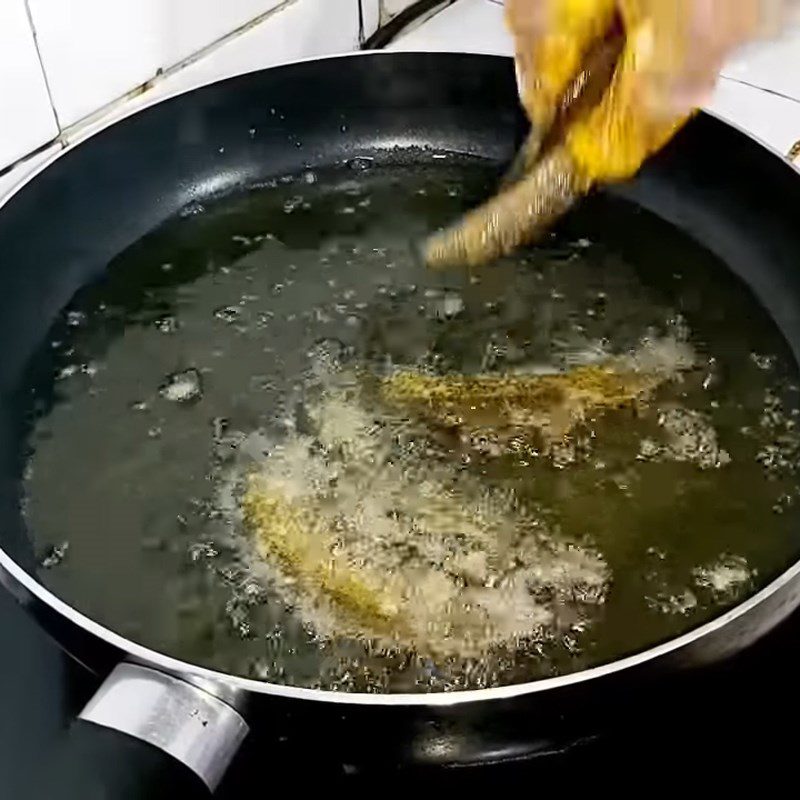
[[242, 475, 408, 639], [381, 362, 669, 444]]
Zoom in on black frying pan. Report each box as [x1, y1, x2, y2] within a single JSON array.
[[3, 53, 800, 797]]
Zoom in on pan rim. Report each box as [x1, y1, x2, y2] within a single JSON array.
[[1, 50, 799, 708], [4, 541, 800, 707]]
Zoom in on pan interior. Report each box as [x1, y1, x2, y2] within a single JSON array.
[[20, 150, 800, 693]]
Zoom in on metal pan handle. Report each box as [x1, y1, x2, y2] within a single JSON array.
[[23, 663, 248, 799]]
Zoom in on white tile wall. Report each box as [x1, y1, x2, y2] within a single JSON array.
[[389, 0, 510, 55], [159, 0, 285, 67], [55, 0, 362, 150], [708, 76, 800, 156], [26, 0, 290, 129], [0, 0, 59, 170], [721, 27, 800, 103], [148, 0, 361, 97], [26, 0, 163, 128], [361, 0, 381, 38]]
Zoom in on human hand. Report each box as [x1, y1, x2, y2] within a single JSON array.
[[423, 0, 797, 268], [507, 0, 797, 180]]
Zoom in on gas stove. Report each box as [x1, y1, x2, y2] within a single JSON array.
[[2, 585, 799, 795]]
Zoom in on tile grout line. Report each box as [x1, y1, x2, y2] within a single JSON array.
[[56, 0, 300, 145], [3, 0, 301, 175], [150, 0, 300, 84], [1, 0, 312, 184], [718, 74, 800, 106], [22, 0, 63, 135], [0, 139, 57, 181]]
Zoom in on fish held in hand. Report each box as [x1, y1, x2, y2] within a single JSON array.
[[424, 0, 752, 269]]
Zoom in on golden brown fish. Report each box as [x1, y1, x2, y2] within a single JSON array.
[[381, 362, 665, 445], [242, 475, 407, 640]]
